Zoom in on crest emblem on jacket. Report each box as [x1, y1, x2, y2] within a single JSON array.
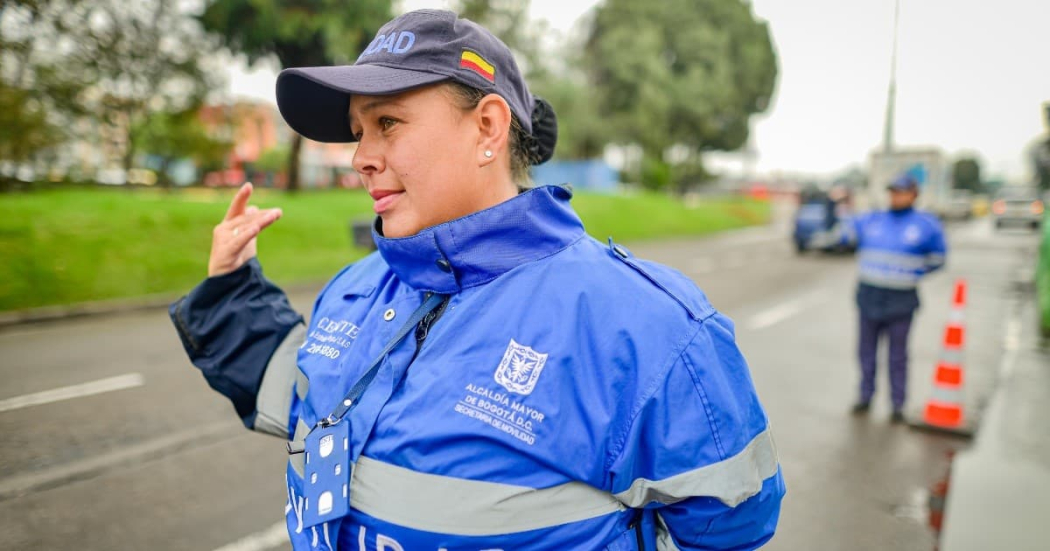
[[494, 339, 549, 395], [903, 224, 921, 245]]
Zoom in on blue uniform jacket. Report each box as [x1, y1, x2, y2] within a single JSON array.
[[171, 185, 785, 550], [846, 207, 947, 320]]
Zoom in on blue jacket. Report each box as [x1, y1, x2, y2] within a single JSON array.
[[171, 185, 784, 550], [846, 207, 947, 319]]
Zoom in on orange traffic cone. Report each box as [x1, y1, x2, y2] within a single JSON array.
[[911, 279, 974, 437]]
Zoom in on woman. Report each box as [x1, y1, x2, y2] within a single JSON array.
[[171, 9, 784, 550]]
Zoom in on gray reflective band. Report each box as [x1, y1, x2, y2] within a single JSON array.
[[858, 273, 919, 290], [655, 513, 680, 551], [940, 348, 963, 365], [254, 323, 307, 438], [349, 456, 625, 536], [290, 418, 310, 476], [859, 250, 927, 270], [296, 365, 309, 401], [926, 253, 945, 267], [614, 428, 779, 509], [930, 387, 963, 403]]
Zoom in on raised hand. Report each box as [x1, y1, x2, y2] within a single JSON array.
[[207, 183, 283, 277]]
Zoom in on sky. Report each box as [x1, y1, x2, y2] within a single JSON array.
[[227, 0, 1050, 181]]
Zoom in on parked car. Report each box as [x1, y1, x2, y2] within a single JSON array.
[[793, 187, 855, 254], [992, 187, 1043, 230], [941, 189, 974, 221]]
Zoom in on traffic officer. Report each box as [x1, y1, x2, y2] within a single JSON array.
[[170, 9, 784, 550], [847, 174, 947, 422]]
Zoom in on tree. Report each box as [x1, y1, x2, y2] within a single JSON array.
[[584, 0, 777, 192], [199, 0, 393, 190], [1, 0, 220, 179], [0, 83, 63, 171], [0, 0, 93, 176], [132, 109, 231, 187], [951, 156, 983, 192], [1032, 103, 1050, 193], [531, 75, 607, 160], [69, 0, 217, 172]]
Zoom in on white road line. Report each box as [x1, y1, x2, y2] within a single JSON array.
[[0, 373, 145, 413], [745, 295, 822, 331], [0, 420, 240, 500], [213, 522, 288, 551]]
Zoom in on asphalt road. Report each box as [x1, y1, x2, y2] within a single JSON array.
[[0, 210, 1039, 550]]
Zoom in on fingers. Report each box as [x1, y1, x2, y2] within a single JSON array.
[[223, 182, 254, 221], [225, 208, 283, 245]]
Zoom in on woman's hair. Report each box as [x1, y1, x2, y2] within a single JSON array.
[[442, 82, 536, 187]]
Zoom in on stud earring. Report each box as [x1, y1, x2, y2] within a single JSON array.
[[484, 150, 493, 158]]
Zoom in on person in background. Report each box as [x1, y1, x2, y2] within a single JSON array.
[[170, 9, 784, 550], [847, 174, 947, 422]]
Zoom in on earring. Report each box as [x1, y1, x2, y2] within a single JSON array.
[[484, 150, 493, 158]]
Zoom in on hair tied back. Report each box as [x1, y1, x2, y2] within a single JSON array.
[[528, 96, 558, 165]]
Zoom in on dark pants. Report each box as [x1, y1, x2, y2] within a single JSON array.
[[858, 313, 913, 410]]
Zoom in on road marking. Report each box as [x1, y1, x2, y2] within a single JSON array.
[[0, 420, 240, 501], [0, 373, 145, 413], [745, 295, 822, 331], [213, 521, 288, 551]]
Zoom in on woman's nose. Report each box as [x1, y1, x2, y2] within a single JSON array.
[[352, 138, 383, 175]]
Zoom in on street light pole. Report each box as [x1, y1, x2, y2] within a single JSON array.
[[882, 0, 901, 154]]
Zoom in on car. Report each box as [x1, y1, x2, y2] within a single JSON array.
[[793, 187, 856, 254], [941, 189, 974, 221], [992, 187, 1043, 230]]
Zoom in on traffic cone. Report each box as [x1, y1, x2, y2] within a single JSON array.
[[910, 279, 974, 437]]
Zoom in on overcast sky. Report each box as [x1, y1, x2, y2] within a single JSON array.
[[228, 0, 1049, 181]]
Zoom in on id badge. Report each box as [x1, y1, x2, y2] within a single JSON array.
[[302, 420, 351, 528]]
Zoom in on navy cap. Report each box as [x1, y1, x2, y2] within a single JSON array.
[[276, 9, 538, 146], [887, 174, 919, 192]]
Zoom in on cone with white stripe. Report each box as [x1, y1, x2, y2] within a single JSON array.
[[911, 279, 974, 437]]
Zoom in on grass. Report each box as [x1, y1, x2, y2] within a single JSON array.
[[0, 186, 769, 312]]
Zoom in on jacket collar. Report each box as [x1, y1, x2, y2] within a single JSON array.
[[373, 185, 584, 293]]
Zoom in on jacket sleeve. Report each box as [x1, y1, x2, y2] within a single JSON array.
[[608, 312, 785, 550], [840, 213, 863, 248], [923, 218, 948, 273], [169, 257, 305, 437]]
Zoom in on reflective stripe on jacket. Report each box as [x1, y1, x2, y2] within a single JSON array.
[[845, 207, 947, 319], [172, 185, 785, 550]]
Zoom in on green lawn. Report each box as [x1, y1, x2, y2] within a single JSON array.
[[0, 186, 769, 312]]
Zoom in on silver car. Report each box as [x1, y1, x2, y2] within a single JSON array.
[[993, 187, 1043, 230]]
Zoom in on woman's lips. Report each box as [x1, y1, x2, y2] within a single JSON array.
[[371, 191, 403, 214]]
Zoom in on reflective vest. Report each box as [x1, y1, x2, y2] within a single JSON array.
[[171, 185, 784, 550], [848, 208, 947, 291]]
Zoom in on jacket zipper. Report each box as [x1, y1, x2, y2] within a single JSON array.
[[411, 293, 450, 362]]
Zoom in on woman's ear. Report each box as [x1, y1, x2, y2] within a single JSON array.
[[474, 94, 512, 166]]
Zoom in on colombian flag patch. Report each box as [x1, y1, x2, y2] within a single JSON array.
[[460, 50, 496, 82]]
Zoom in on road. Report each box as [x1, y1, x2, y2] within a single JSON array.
[[0, 210, 1039, 550]]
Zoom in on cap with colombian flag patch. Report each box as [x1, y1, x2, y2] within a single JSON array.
[[276, 9, 534, 143], [460, 50, 496, 83]]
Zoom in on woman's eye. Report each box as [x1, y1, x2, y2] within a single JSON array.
[[379, 117, 397, 131]]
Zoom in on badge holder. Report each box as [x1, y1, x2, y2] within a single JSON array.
[[290, 292, 449, 530], [302, 418, 351, 527]]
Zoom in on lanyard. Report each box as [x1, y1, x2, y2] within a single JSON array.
[[318, 292, 448, 428]]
